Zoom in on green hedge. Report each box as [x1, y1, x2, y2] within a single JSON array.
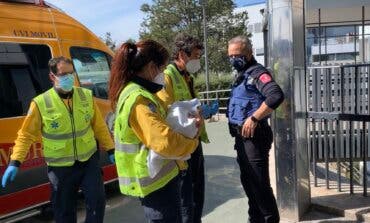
[[194, 73, 233, 110], [194, 72, 233, 92]]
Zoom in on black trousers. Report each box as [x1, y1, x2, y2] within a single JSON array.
[[233, 122, 279, 223], [180, 169, 194, 223], [188, 142, 205, 223], [140, 175, 182, 223], [47, 151, 106, 223]]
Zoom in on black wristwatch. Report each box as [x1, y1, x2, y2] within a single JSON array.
[[251, 116, 259, 123]]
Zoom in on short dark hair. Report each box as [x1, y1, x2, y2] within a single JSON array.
[[172, 33, 203, 60], [48, 56, 72, 74]]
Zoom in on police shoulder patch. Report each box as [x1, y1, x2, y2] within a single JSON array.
[[259, 73, 272, 84], [148, 102, 157, 113]]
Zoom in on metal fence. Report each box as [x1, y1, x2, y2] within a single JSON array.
[[198, 89, 230, 112], [307, 64, 370, 196]]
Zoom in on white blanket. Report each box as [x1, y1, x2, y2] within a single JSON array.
[[147, 98, 200, 177]]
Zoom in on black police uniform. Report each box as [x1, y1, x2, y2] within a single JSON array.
[[227, 57, 284, 223]]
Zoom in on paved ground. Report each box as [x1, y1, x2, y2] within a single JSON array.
[[18, 120, 368, 223]]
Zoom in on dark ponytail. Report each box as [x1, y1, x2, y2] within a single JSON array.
[[109, 42, 136, 109], [109, 40, 169, 109]]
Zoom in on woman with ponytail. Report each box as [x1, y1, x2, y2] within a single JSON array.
[[109, 40, 200, 223]]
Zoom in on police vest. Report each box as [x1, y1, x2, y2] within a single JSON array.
[[34, 87, 96, 167], [114, 82, 179, 198], [228, 64, 268, 126], [165, 64, 209, 143]]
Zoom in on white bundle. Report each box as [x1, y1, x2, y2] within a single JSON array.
[[147, 98, 200, 177]]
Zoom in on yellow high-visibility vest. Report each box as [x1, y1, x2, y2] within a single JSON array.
[[114, 82, 178, 198], [34, 87, 97, 166]]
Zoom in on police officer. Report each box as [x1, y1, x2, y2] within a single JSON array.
[[108, 40, 201, 223], [1, 57, 115, 223], [227, 36, 284, 223], [156, 33, 209, 223]]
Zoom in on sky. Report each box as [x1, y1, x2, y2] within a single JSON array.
[[46, 0, 262, 43]]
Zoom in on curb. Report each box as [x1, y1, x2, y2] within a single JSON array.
[[311, 200, 370, 222]]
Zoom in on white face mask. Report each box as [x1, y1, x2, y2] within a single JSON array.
[[185, 59, 201, 73], [153, 72, 165, 86]]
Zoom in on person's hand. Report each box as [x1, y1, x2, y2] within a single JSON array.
[[109, 154, 115, 164], [194, 114, 203, 129], [241, 117, 258, 138], [2, 165, 19, 188], [189, 111, 203, 138]]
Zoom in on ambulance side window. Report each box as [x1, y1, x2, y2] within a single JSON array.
[[0, 43, 52, 118], [70, 47, 112, 99]]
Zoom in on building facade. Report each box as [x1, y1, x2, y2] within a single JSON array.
[[306, 0, 370, 65], [235, 0, 266, 65]]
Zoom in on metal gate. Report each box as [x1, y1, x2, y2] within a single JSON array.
[[307, 64, 370, 196]]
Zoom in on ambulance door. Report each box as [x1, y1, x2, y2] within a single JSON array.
[[0, 42, 53, 217]]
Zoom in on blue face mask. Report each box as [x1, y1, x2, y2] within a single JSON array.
[[229, 56, 247, 72], [56, 74, 74, 92]]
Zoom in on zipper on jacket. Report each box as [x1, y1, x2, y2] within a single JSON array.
[[59, 95, 78, 161], [67, 98, 78, 161]]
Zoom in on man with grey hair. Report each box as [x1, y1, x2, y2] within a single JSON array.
[[227, 36, 284, 223]]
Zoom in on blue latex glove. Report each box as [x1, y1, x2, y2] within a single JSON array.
[[200, 104, 211, 119], [209, 100, 219, 116], [200, 100, 219, 119], [2, 165, 18, 188], [109, 154, 115, 164]]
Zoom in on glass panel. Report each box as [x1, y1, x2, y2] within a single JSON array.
[[306, 37, 315, 65], [309, 38, 326, 65], [70, 47, 111, 99], [325, 26, 356, 37], [0, 43, 52, 118], [364, 35, 370, 62], [307, 27, 319, 38], [366, 25, 370, 35], [359, 25, 370, 35], [336, 53, 355, 61], [326, 36, 357, 64]]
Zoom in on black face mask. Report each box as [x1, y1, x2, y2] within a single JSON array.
[[229, 56, 247, 72]]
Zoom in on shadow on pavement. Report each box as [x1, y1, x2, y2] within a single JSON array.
[[203, 154, 246, 216]]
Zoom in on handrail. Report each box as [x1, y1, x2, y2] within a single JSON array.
[[197, 89, 231, 113], [198, 89, 230, 94]]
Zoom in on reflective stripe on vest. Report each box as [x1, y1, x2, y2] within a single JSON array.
[[42, 125, 91, 140], [118, 160, 177, 187], [115, 140, 142, 154], [44, 145, 97, 163]]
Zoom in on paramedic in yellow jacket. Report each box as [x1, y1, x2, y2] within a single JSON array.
[[156, 33, 208, 223], [108, 40, 200, 223], [1, 57, 115, 223]]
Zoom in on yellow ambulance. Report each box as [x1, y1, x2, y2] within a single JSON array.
[[0, 0, 117, 220]]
